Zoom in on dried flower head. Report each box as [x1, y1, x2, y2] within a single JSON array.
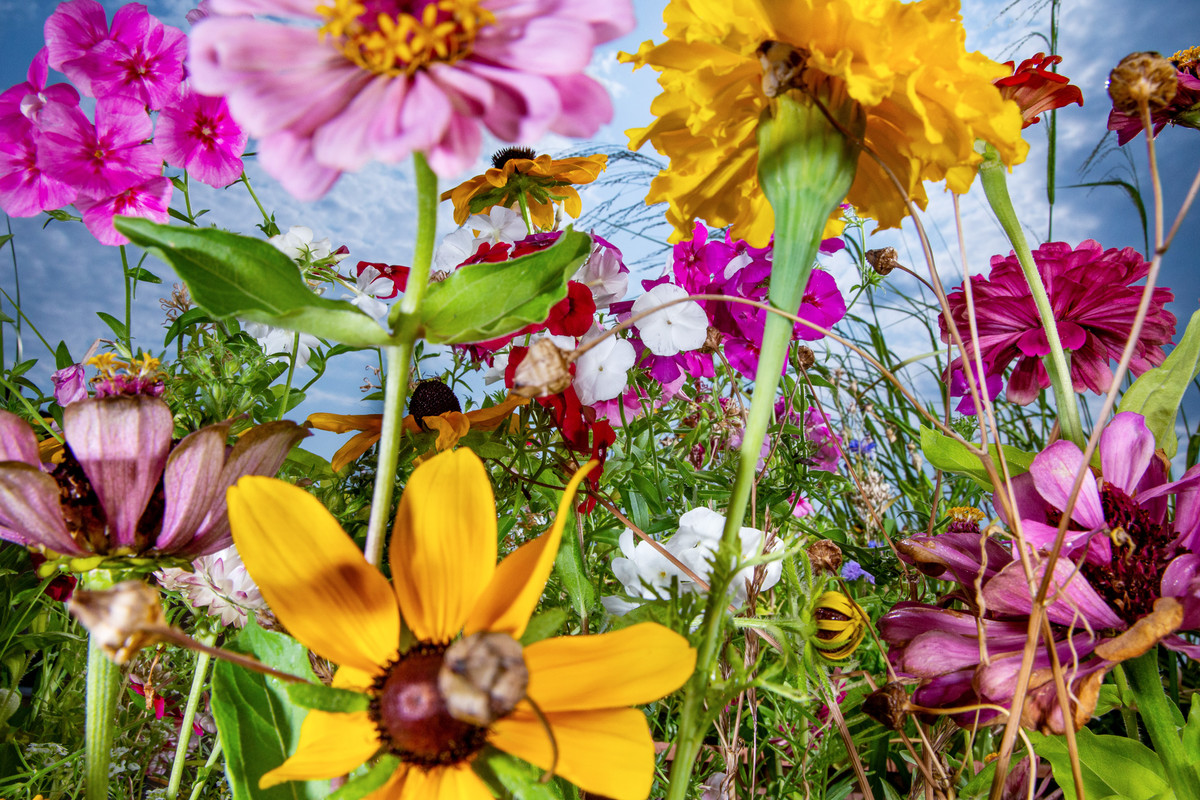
[[68, 580, 169, 663], [866, 247, 901, 276], [794, 345, 816, 372], [511, 338, 573, 398], [1108, 51, 1178, 113], [806, 540, 843, 575]]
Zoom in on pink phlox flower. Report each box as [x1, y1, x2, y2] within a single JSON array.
[[47, 0, 187, 109], [0, 135, 80, 217], [75, 175, 173, 246], [788, 493, 814, 518], [793, 269, 847, 341], [946, 359, 1004, 416], [941, 240, 1176, 406], [156, 85, 248, 187], [38, 97, 161, 200], [0, 49, 82, 145], [187, 0, 635, 199]]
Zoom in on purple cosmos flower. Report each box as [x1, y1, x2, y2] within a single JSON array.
[[37, 98, 161, 199], [880, 411, 1200, 734], [187, 0, 634, 199], [45, 0, 187, 110], [75, 176, 173, 246], [0, 396, 306, 561], [941, 240, 1176, 405], [156, 86, 248, 188]]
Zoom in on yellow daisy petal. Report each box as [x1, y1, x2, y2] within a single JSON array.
[[259, 710, 379, 788], [229, 477, 400, 672], [490, 707, 655, 800], [424, 412, 471, 451], [522, 623, 695, 712], [462, 461, 595, 639], [464, 395, 528, 432], [396, 762, 494, 800], [306, 413, 383, 434], [390, 449, 497, 643], [331, 430, 383, 473]]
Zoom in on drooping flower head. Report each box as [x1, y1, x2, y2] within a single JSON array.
[[442, 149, 608, 230], [227, 449, 695, 799], [940, 239, 1175, 405], [622, 0, 1028, 246], [188, 0, 634, 199], [993, 52, 1083, 128], [0, 396, 306, 567], [1108, 47, 1200, 144]]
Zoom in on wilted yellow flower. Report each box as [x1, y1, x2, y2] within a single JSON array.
[[622, 0, 1028, 246]]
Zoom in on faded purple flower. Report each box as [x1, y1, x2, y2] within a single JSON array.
[[0, 396, 306, 562], [841, 560, 875, 584], [51, 365, 89, 406], [155, 86, 247, 187]]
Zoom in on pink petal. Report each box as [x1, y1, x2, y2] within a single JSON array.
[[0, 411, 41, 463], [256, 130, 342, 201], [155, 421, 233, 553], [0, 463, 86, 555], [1099, 411, 1155, 495], [547, 73, 613, 138], [983, 558, 1125, 629], [1029, 440, 1105, 529]]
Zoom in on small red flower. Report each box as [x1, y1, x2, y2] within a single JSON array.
[[994, 53, 1083, 128], [355, 261, 407, 299], [546, 281, 596, 338]]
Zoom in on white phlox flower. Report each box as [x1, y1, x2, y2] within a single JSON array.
[[269, 225, 333, 263], [632, 283, 708, 356], [574, 325, 634, 406], [344, 266, 391, 323], [243, 322, 320, 368]]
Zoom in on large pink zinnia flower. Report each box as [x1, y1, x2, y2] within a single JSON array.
[[940, 240, 1175, 405], [187, 0, 635, 199]]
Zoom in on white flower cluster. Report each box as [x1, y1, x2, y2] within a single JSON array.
[[157, 545, 268, 628], [602, 507, 782, 616]]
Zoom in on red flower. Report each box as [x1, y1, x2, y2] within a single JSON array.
[[994, 53, 1083, 128], [355, 261, 407, 299], [546, 281, 596, 338]]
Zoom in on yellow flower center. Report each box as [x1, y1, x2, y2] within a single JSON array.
[[316, 0, 495, 77]]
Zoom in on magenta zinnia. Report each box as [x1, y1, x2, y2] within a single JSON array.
[[188, 0, 634, 199], [940, 239, 1175, 405]]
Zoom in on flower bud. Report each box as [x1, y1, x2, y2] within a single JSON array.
[[811, 590, 868, 660], [1108, 52, 1178, 113], [67, 580, 169, 663], [438, 632, 529, 726], [700, 326, 724, 355], [865, 247, 900, 276], [511, 338, 572, 398], [806, 540, 843, 575]]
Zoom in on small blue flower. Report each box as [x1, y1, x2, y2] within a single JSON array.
[[847, 439, 876, 457], [841, 559, 875, 584]]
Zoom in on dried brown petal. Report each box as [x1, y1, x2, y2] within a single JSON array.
[[865, 247, 901, 276], [806, 539, 843, 574], [757, 41, 807, 98], [438, 632, 529, 726], [862, 682, 910, 730], [67, 580, 169, 664], [511, 338, 573, 398], [1108, 52, 1178, 113]]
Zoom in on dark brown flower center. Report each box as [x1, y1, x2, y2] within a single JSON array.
[[53, 448, 165, 555], [490, 146, 536, 170], [368, 643, 488, 767], [407, 379, 462, 431]]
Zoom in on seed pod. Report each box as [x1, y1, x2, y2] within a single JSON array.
[[1108, 52, 1178, 113], [806, 540, 843, 575], [794, 345, 815, 372], [865, 247, 900, 276], [700, 326, 724, 355], [811, 590, 868, 661], [438, 632, 529, 726], [67, 580, 169, 664], [511, 338, 572, 398], [862, 682, 910, 730]]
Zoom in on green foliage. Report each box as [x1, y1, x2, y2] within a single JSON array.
[[919, 425, 1035, 490], [1033, 728, 1173, 800], [1119, 309, 1200, 458]]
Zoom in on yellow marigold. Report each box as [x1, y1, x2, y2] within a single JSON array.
[[621, 0, 1029, 246], [442, 147, 608, 230]]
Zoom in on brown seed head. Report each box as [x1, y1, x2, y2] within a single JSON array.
[[67, 580, 169, 663], [511, 338, 573, 398], [862, 682, 911, 731], [438, 632, 529, 726], [794, 345, 815, 372], [865, 247, 901, 276], [1108, 52, 1178, 113], [700, 326, 724, 355], [806, 539, 843, 574]]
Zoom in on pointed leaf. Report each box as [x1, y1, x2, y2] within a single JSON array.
[[1118, 309, 1200, 459], [285, 683, 370, 714], [919, 426, 1035, 490], [1032, 728, 1171, 800]]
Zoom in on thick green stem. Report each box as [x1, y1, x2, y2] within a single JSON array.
[[83, 573, 121, 800], [1110, 663, 1141, 742], [1124, 648, 1199, 796], [978, 144, 1084, 446], [665, 89, 861, 800], [166, 633, 215, 800], [119, 245, 133, 356], [364, 152, 438, 566]]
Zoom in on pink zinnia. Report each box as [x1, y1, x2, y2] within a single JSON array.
[[187, 0, 635, 198], [156, 86, 248, 187], [38, 97, 161, 199], [45, 0, 187, 110], [75, 175, 173, 246], [940, 240, 1176, 406]]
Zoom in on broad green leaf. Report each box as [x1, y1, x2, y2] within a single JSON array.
[[1181, 693, 1200, 762], [1093, 683, 1124, 717], [54, 341, 74, 370], [96, 311, 129, 341], [114, 217, 393, 347], [919, 426, 1035, 490], [1118, 309, 1200, 459], [1033, 728, 1172, 800], [326, 756, 402, 800], [210, 621, 330, 800], [473, 746, 565, 800], [553, 507, 594, 620], [285, 682, 370, 713], [420, 228, 592, 344]]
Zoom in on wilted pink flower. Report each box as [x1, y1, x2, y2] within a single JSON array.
[[187, 0, 635, 198], [45, 0, 187, 109], [37, 98, 160, 199], [941, 240, 1175, 405], [156, 86, 247, 187], [75, 176, 173, 246], [0, 396, 306, 561], [51, 364, 89, 406]]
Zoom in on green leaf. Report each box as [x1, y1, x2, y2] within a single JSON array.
[[919, 426, 1035, 490], [420, 228, 592, 344], [210, 621, 331, 800], [0, 234, 12, 249], [285, 683, 370, 714], [54, 341, 74, 370], [1093, 683, 1124, 717], [1033, 728, 1172, 800], [0, 311, 13, 324], [127, 266, 162, 284], [1181, 693, 1200, 762], [472, 746, 565, 800], [553, 509, 594, 620], [326, 757, 402, 800], [113, 217, 394, 347], [1118, 309, 1200, 459], [96, 311, 129, 341], [520, 609, 568, 646]]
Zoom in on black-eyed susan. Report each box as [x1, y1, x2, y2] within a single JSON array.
[[622, 0, 1029, 247], [307, 381, 528, 472], [441, 149, 608, 231], [812, 591, 868, 661], [227, 449, 695, 800]]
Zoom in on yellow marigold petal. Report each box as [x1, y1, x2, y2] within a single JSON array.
[[462, 462, 595, 639], [521, 623, 695, 712], [258, 710, 379, 788], [490, 707, 655, 800], [229, 477, 400, 672], [463, 394, 528, 431], [425, 412, 471, 451], [390, 449, 497, 643], [396, 762, 493, 800]]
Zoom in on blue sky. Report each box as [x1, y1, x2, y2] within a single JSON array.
[[2, 0, 1198, 456]]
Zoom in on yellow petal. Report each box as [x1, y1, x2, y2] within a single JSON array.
[[331, 430, 383, 473], [390, 449, 497, 643], [464, 395, 528, 432], [395, 762, 494, 800], [490, 707, 655, 800], [229, 477, 400, 672], [259, 710, 380, 787], [462, 461, 595, 639], [306, 413, 382, 434], [425, 412, 471, 451], [522, 623, 695, 712]]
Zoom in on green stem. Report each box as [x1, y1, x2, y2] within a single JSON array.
[[83, 573, 121, 800], [187, 737, 223, 800], [1110, 663, 1141, 742], [1124, 648, 1199, 796], [978, 144, 1084, 446], [277, 332, 300, 420], [516, 191, 536, 234], [364, 152, 438, 567], [119, 244, 133, 356], [166, 633, 215, 800], [239, 171, 273, 230]]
